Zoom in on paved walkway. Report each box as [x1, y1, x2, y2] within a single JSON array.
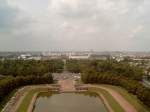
[[2, 81, 137, 112], [2, 86, 31, 112], [58, 79, 75, 92], [2, 85, 54, 112], [89, 85, 137, 112], [98, 93, 114, 112]]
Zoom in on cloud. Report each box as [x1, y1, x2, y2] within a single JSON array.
[[0, 0, 18, 31], [0, 0, 150, 51]]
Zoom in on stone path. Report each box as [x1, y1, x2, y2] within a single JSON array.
[[2, 82, 137, 112], [58, 79, 75, 92], [1, 86, 31, 112], [98, 93, 114, 112], [89, 85, 137, 112], [2, 85, 55, 112]]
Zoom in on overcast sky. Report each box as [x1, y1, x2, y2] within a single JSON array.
[[0, 0, 150, 51]]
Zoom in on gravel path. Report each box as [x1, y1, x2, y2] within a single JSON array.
[[98, 93, 114, 112], [2, 85, 54, 112], [27, 92, 39, 112], [58, 79, 75, 92], [2, 82, 137, 112], [89, 85, 137, 112], [2, 86, 31, 112]]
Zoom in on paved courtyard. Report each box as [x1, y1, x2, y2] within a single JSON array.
[[58, 79, 75, 91], [52, 72, 81, 80]]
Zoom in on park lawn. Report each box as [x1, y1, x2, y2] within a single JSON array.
[[102, 85, 150, 112], [16, 88, 48, 112], [89, 87, 125, 112]]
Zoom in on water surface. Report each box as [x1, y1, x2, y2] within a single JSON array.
[[33, 92, 108, 112]]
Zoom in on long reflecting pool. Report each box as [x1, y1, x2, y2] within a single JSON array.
[[33, 92, 108, 112]]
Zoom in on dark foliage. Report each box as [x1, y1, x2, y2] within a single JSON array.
[[0, 74, 53, 103], [81, 60, 150, 107], [0, 60, 64, 76]]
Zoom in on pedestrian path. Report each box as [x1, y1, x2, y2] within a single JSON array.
[[58, 79, 75, 92]]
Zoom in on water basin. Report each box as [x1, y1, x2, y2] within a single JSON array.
[[33, 92, 108, 112]]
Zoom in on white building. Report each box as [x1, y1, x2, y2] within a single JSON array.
[[68, 53, 91, 60]]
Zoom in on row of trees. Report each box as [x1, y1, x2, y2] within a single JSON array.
[[80, 60, 150, 107], [66, 60, 90, 73], [66, 59, 144, 80], [82, 71, 150, 107], [88, 60, 144, 80], [0, 59, 63, 110], [0, 59, 64, 76], [0, 74, 53, 107], [66, 60, 82, 73]]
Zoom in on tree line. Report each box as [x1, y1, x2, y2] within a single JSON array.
[[66, 59, 144, 80], [80, 60, 150, 108], [0, 59, 64, 110], [0, 59, 64, 76], [0, 74, 53, 109], [66, 60, 90, 73]]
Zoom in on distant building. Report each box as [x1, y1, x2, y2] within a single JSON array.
[[28, 56, 41, 60], [90, 54, 107, 60], [18, 54, 41, 60], [42, 52, 63, 60], [18, 54, 31, 60], [68, 53, 91, 60]]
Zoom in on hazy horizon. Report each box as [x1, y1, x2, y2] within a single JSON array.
[[0, 0, 150, 51], [1, 50, 150, 53]]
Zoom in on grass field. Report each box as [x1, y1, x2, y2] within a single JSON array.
[[102, 85, 150, 112], [16, 88, 48, 112], [89, 87, 125, 112]]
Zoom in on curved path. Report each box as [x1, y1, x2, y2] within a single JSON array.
[[2, 86, 31, 112], [2, 85, 54, 112], [98, 93, 114, 112], [89, 85, 137, 112], [3, 82, 137, 112]]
